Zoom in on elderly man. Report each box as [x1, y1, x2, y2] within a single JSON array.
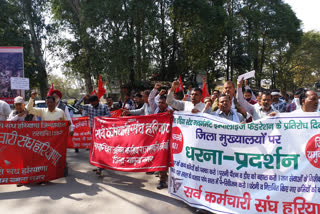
[[0, 99, 11, 121], [293, 90, 319, 113], [167, 81, 205, 112], [204, 94, 245, 123], [237, 79, 278, 121], [7, 96, 34, 121]]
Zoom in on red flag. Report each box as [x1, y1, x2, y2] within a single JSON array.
[[110, 109, 122, 118], [98, 74, 106, 99], [175, 75, 184, 93], [47, 83, 54, 97], [91, 90, 97, 96], [201, 79, 210, 102]]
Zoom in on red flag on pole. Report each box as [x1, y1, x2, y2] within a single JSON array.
[[47, 83, 54, 97], [91, 90, 97, 96], [175, 75, 184, 93], [201, 78, 210, 102], [98, 74, 106, 99]]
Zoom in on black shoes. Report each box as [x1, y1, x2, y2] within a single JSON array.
[[157, 181, 167, 190]]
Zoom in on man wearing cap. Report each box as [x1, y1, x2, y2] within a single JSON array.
[[50, 89, 74, 136], [7, 96, 34, 121], [0, 99, 11, 121], [271, 90, 286, 113]]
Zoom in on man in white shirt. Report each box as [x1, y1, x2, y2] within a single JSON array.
[[237, 79, 278, 121], [0, 99, 11, 121], [167, 81, 205, 113], [122, 90, 154, 116], [203, 94, 245, 123], [293, 90, 319, 113], [27, 92, 67, 121]]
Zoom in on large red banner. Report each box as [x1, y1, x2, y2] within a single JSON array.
[[68, 117, 92, 149], [0, 121, 69, 185], [90, 112, 172, 172]]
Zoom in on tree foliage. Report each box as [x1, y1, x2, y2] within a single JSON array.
[[1, 0, 319, 93]]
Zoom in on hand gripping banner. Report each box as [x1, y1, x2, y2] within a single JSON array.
[[0, 121, 69, 185], [90, 112, 173, 172]]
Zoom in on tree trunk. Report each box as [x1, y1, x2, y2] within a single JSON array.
[[159, 0, 166, 80], [68, 0, 93, 93], [23, 0, 48, 99]]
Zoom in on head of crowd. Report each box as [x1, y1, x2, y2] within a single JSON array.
[[0, 75, 319, 125]]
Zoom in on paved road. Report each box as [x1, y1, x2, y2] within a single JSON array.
[[0, 149, 196, 214]]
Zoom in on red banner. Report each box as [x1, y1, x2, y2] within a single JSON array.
[[68, 117, 92, 149], [90, 112, 173, 172], [0, 121, 69, 185], [110, 109, 122, 118]]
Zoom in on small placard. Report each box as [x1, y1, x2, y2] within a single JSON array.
[[10, 77, 30, 90]]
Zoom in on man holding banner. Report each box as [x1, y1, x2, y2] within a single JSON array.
[[75, 94, 110, 176]]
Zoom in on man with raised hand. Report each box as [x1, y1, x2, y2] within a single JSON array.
[[203, 94, 245, 123], [166, 80, 205, 113], [75, 94, 111, 176], [237, 78, 278, 121], [27, 92, 67, 121]]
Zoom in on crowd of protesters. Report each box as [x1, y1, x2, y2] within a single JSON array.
[[0, 76, 319, 192]]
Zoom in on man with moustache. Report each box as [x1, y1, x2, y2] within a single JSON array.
[[237, 78, 278, 120]]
